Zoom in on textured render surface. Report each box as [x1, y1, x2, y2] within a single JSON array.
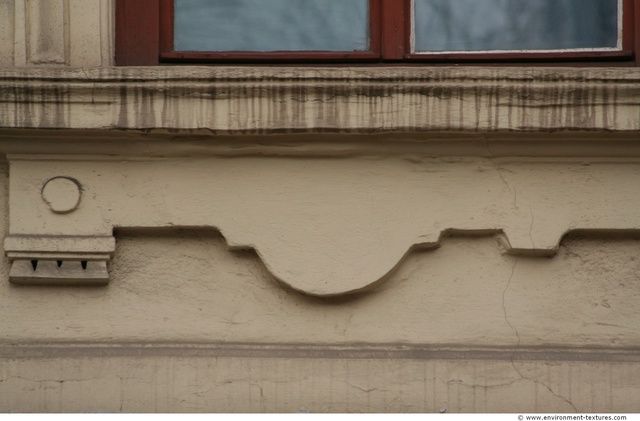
[[2, 354, 640, 413], [1, 225, 640, 411], [2, 226, 640, 348]]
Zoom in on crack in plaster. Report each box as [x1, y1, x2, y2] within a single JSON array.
[[488, 156, 519, 211], [531, 378, 579, 412], [501, 258, 578, 412], [528, 206, 536, 249], [341, 380, 386, 394], [438, 377, 523, 390], [0, 375, 93, 384], [502, 257, 521, 366]]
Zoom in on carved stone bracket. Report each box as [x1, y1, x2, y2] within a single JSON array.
[[5, 236, 114, 285], [4, 171, 115, 284], [5, 153, 640, 295]]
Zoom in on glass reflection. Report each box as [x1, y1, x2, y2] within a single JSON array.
[[414, 0, 618, 52], [174, 0, 369, 52]]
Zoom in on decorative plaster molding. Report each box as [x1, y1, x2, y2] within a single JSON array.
[[0, 0, 113, 67], [3, 67, 640, 293], [1, 67, 639, 133], [5, 235, 114, 285], [27, 0, 66, 65], [5, 154, 640, 295]]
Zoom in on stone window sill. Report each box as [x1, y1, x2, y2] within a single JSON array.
[[1, 66, 639, 134]]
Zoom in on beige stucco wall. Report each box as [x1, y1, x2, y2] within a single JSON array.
[[1, 0, 640, 413], [1, 174, 640, 412]]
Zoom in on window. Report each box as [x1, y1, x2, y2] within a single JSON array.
[[116, 0, 639, 65], [164, 0, 379, 61]]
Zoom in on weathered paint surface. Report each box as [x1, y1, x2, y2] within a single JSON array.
[[1, 67, 639, 132], [2, 353, 639, 413]]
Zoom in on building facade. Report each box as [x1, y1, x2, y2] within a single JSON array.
[[1, 0, 639, 412]]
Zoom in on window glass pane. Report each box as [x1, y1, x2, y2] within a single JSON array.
[[174, 0, 369, 52], [413, 0, 619, 52]]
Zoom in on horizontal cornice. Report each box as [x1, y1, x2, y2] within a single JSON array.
[[1, 66, 639, 133]]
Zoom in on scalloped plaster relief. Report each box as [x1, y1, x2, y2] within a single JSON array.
[[5, 154, 640, 296]]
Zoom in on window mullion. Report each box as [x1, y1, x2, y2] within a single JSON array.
[[380, 0, 408, 60]]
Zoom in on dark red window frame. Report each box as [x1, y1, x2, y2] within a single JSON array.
[[116, 0, 640, 66]]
